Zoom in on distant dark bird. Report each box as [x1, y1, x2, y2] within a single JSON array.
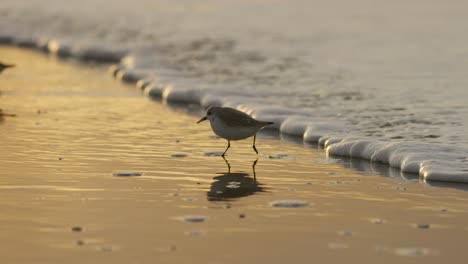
[[0, 62, 15, 74]]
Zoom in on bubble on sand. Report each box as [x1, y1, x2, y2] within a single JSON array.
[[156, 245, 177, 252], [203, 151, 224, 157], [328, 243, 349, 249], [98, 245, 116, 252], [268, 154, 289, 159], [337, 230, 353, 237], [171, 153, 188, 158], [393, 186, 407, 191], [112, 171, 143, 177], [394, 247, 431, 257], [185, 230, 206, 237], [71, 226, 83, 232], [369, 218, 385, 224], [416, 223, 431, 229], [175, 215, 208, 223], [270, 200, 310, 208]]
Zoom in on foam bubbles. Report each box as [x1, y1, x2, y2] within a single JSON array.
[[163, 87, 203, 104], [327, 140, 468, 183], [175, 216, 208, 223], [394, 247, 432, 257], [115, 69, 147, 84], [171, 153, 188, 158], [280, 117, 311, 137], [268, 154, 289, 159], [203, 151, 224, 157], [270, 200, 310, 208], [112, 171, 143, 177], [303, 122, 348, 143]]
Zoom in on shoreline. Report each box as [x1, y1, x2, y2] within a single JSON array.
[[1, 36, 468, 184], [0, 40, 468, 190], [2, 46, 468, 263]]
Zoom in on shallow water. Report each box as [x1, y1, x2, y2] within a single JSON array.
[[2, 47, 468, 264], [2, 0, 468, 145], [2, 0, 468, 182]]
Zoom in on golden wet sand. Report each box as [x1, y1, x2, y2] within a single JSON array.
[[1, 46, 468, 264]]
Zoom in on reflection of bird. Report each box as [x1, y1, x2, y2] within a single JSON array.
[[0, 62, 16, 118], [0, 109, 16, 119], [0, 62, 15, 74], [207, 159, 264, 201], [197, 106, 274, 156]]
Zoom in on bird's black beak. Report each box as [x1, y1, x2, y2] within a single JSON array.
[[197, 116, 208, 124]]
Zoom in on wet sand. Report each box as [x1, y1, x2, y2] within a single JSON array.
[[1, 46, 468, 263]]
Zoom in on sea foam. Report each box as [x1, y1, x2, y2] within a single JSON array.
[[327, 139, 468, 183]]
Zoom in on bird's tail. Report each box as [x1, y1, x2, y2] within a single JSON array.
[[259, 121, 274, 127]]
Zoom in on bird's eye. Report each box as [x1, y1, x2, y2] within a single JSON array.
[[207, 112, 212, 116]]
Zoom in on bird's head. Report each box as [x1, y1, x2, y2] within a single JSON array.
[[197, 106, 222, 124]]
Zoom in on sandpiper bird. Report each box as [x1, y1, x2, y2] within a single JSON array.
[[197, 106, 274, 156], [0, 62, 15, 74]]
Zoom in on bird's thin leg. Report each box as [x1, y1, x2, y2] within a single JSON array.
[[222, 155, 231, 173], [252, 134, 258, 154], [222, 140, 231, 157], [252, 158, 258, 181]]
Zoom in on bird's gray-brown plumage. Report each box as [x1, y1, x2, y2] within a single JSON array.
[[215, 107, 271, 128]]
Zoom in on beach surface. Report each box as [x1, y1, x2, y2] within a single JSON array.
[[2, 46, 468, 263]]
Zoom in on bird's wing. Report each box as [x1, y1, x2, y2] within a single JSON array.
[[218, 108, 257, 127]]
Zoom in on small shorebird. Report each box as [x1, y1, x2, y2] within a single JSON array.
[[0, 62, 15, 74], [197, 106, 274, 156]]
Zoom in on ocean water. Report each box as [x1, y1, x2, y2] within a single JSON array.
[[2, 0, 468, 182]]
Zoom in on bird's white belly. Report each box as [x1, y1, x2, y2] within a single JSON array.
[[210, 118, 257, 140]]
